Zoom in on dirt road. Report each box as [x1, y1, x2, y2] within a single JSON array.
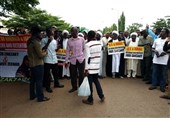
[[0, 77, 170, 118]]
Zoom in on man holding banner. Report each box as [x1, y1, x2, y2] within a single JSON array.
[[106, 31, 122, 78], [126, 32, 140, 78]]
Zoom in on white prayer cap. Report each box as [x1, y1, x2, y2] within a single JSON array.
[[130, 32, 138, 37], [62, 30, 69, 35], [78, 32, 84, 37], [96, 31, 103, 37], [112, 31, 119, 36], [51, 25, 57, 29]]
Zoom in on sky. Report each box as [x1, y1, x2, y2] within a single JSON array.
[[37, 0, 170, 30]]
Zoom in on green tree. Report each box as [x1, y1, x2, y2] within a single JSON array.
[[118, 12, 125, 32], [102, 23, 117, 34], [2, 8, 71, 31], [127, 23, 143, 33], [0, 0, 39, 17], [79, 27, 89, 32], [152, 16, 170, 29]]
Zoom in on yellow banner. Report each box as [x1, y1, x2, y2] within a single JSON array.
[[56, 49, 66, 61], [56, 49, 66, 55], [125, 46, 144, 52], [108, 41, 125, 48]]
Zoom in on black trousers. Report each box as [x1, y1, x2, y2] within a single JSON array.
[[106, 55, 112, 77], [119, 53, 125, 77], [87, 74, 104, 102], [43, 63, 60, 89], [70, 60, 85, 89]]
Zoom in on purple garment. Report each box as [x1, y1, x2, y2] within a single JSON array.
[[65, 37, 85, 65]]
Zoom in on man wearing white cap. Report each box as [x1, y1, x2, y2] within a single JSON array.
[[126, 32, 139, 78], [106, 31, 121, 78], [96, 31, 104, 78], [61, 30, 70, 79]]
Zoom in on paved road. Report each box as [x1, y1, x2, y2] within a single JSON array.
[[0, 77, 170, 118]]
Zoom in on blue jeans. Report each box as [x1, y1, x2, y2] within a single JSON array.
[[30, 65, 44, 100], [87, 74, 104, 102], [152, 64, 167, 89]]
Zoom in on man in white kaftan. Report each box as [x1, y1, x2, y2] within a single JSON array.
[[127, 32, 139, 78], [62, 30, 70, 78], [111, 31, 121, 78]]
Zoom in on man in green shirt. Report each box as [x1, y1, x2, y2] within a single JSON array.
[[138, 30, 154, 83]]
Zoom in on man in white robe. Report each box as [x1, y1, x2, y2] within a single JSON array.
[[96, 31, 104, 78], [62, 30, 70, 78], [100, 33, 110, 78], [111, 31, 121, 78], [127, 32, 139, 78]]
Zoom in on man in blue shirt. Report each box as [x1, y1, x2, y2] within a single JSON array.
[[146, 25, 162, 40]]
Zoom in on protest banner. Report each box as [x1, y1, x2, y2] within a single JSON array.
[[107, 41, 125, 55], [0, 51, 27, 77], [0, 35, 29, 78], [0, 77, 30, 83], [56, 48, 66, 62], [124, 46, 144, 59], [0, 34, 31, 51]]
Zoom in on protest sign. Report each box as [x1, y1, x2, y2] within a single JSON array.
[[0, 35, 29, 77], [0, 51, 27, 77], [124, 46, 144, 59], [0, 34, 31, 51], [107, 41, 125, 55], [56, 48, 66, 61]]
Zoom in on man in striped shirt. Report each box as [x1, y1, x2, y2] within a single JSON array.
[[82, 30, 105, 105]]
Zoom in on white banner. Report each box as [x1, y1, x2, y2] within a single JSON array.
[[124, 46, 144, 60], [107, 41, 125, 55], [56, 49, 66, 62], [0, 51, 27, 77]]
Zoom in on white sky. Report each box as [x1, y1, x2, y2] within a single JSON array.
[[37, 0, 170, 30]]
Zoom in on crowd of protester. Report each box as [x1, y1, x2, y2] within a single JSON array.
[[11, 25, 170, 105]]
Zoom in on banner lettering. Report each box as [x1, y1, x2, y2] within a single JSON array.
[[124, 46, 144, 59], [56, 49, 66, 61], [107, 41, 125, 55], [0, 34, 31, 50]]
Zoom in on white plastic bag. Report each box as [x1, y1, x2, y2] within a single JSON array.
[[78, 76, 91, 96]]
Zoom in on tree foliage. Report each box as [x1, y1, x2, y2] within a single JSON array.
[[2, 8, 72, 31], [118, 12, 125, 32], [127, 23, 143, 33], [0, 0, 39, 17], [152, 16, 170, 29], [102, 23, 117, 34]]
